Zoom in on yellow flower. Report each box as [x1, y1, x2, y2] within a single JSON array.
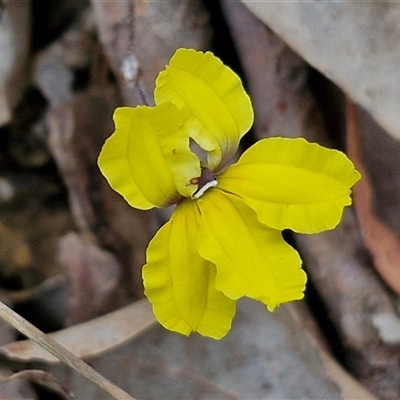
[[98, 48, 361, 339]]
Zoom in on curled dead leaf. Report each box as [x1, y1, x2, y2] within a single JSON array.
[[347, 102, 400, 295], [0, 299, 155, 363]]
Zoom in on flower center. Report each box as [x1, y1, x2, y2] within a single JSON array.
[[191, 167, 217, 199]]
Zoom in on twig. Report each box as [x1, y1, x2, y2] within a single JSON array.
[[0, 301, 136, 400], [123, 0, 149, 105]]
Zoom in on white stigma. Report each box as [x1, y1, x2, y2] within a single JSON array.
[[193, 179, 218, 199]]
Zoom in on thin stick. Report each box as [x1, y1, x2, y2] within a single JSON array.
[[125, 0, 150, 106], [0, 301, 136, 400]]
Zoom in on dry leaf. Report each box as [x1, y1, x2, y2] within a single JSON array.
[[59, 232, 124, 325], [0, 370, 74, 400], [221, 0, 326, 144], [0, 299, 154, 363], [241, 1, 400, 142], [347, 102, 400, 295]]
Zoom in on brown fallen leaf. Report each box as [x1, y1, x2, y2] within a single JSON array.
[[0, 370, 36, 400], [221, 0, 326, 144], [0, 298, 155, 363], [346, 101, 400, 295], [240, 1, 400, 143], [0, 370, 74, 400], [59, 232, 125, 326]]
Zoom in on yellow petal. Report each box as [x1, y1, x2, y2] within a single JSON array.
[[98, 103, 200, 209], [155, 48, 254, 171], [197, 190, 306, 311], [219, 137, 361, 233], [143, 200, 236, 339]]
